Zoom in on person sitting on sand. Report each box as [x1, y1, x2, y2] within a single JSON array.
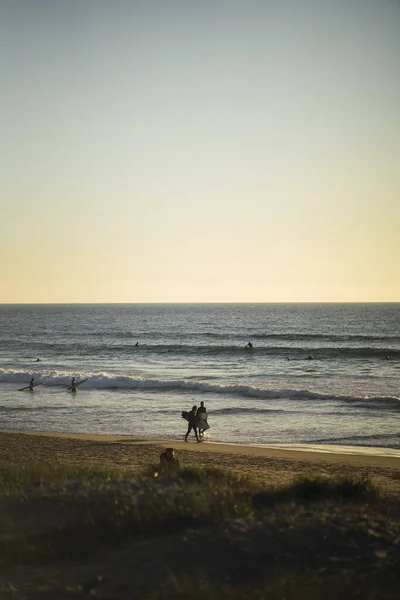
[[185, 405, 200, 443], [29, 377, 35, 391], [196, 401, 208, 437], [159, 448, 180, 474]]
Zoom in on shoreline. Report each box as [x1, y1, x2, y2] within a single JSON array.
[[3, 429, 400, 469]]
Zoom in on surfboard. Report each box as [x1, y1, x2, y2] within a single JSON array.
[[67, 378, 88, 391], [18, 383, 41, 392], [181, 411, 210, 430]]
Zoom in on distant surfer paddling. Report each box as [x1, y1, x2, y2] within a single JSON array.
[[246, 341, 253, 349]]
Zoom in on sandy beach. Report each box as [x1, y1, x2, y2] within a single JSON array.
[[2, 430, 399, 494], [2, 430, 400, 599]]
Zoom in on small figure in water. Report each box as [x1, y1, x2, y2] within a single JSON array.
[[246, 341, 253, 349], [197, 401, 208, 437], [184, 405, 200, 442], [29, 377, 35, 391], [35, 358, 40, 362], [307, 354, 314, 360], [386, 355, 390, 360], [135, 342, 139, 347], [71, 377, 77, 392]]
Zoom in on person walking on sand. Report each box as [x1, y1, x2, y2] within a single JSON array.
[[184, 405, 200, 442], [196, 401, 208, 437]]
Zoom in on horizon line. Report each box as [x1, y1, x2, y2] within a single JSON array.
[[1, 301, 399, 306]]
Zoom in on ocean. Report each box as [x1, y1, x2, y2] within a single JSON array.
[[0, 303, 399, 455]]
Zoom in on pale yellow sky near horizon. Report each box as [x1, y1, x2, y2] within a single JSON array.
[[1, 0, 399, 303]]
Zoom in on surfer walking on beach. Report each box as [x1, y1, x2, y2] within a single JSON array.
[[196, 401, 208, 437], [184, 405, 200, 443]]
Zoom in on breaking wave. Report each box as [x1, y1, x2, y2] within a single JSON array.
[[1, 368, 399, 409]]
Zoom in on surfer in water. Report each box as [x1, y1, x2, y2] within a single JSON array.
[[246, 341, 253, 349], [196, 401, 208, 437], [71, 377, 77, 392], [184, 405, 200, 442], [29, 377, 35, 391]]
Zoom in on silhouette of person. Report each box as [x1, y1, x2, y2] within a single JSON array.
[[196, 401, 208, 437], [247, 342, 253, 349], [159, 448, 180, 474], [185, 405, 200, 442]]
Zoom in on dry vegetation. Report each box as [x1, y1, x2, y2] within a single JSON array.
[[0, 433, 399, 599]]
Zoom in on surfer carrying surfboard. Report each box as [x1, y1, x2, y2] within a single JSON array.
[[184, 405, 200, 442], [68, 377, 88, 392], [196, 401, 208, 437]]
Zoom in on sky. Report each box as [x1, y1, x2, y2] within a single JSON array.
[[1, 0, 399, 303]]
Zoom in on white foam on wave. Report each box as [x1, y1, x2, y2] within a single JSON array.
[[1, 368, 399, 407]]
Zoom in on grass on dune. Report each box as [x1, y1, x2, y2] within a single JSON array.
[[1, 462, 399, 599], [0, 463, 387, 564]]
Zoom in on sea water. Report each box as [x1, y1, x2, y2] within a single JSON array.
[[0, 304, 399, 454]]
